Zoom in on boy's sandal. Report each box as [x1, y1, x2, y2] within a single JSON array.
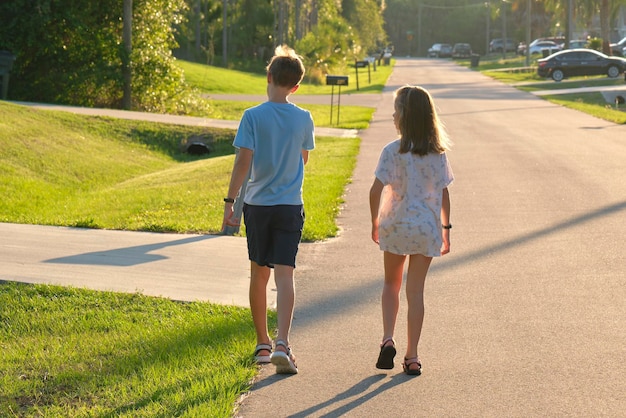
[[270, 340, 298, 374], [376, 337, 396, 370], [402, 357, 422, 376], [253, 343, 272, 364]]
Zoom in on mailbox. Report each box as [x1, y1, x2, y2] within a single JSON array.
[[326, 75, 349, 86], [355, 60, 369, 68]]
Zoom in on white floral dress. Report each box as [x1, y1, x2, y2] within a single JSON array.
[[374, 139, 454, 256]]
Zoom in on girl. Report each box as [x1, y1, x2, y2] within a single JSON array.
[[369, 85, 453, 376]]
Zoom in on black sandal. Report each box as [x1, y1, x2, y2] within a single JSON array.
[[376, 337, 396, 370], [402, 357, 422, 376]]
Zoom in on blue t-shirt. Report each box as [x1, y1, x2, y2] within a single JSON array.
[[234, 101, 315, 206]]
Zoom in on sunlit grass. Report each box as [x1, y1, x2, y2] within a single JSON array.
[[543, 92, 626, 124], [177, 58, 395, 96], [0, 101, 360, 240], [205, 99, 374, 130], [0, 281, 269, 417]]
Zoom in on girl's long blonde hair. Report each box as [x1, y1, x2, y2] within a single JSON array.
[[394, 85, 451, 155]]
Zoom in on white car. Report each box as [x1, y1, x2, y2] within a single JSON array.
[[529, 41, 561, 55]]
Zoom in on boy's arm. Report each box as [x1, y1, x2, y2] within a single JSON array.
[[302, 150, 309, 165], [222, 148, 253, 229]]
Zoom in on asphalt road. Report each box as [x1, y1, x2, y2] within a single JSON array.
[[3, 58, 625, 416], [237, 58, 626, 417]]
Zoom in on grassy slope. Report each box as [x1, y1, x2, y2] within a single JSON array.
[[0, 101, 359, 240]]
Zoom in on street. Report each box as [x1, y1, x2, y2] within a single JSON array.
[[239, 58, 626, 417]]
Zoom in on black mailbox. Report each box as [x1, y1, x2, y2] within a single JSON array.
[[326, 75, 349, 86], [355, 60, 369, 68]]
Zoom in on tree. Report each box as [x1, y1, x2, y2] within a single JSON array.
[[0, 0, 203, 114]]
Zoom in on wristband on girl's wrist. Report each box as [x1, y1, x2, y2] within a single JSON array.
[[442, 224, 452, 229]]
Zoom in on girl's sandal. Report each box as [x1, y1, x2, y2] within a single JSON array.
[[402, 357, 422, 376], [376, 337, 396, 370], [253, 343, 272, 364]]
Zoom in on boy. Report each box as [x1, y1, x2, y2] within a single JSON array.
[[222, 45, 315, 374]]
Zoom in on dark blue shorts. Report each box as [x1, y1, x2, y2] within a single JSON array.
[[243, 204, 305, 268]]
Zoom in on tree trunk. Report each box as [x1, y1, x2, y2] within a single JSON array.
[[122, 0, 132, 110], [600, 0, 611, 54], [222, 0, 228, 66]]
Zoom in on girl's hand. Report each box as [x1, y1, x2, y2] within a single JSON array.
[[371, 223, 379, 244], [441, 229, 450, 255]]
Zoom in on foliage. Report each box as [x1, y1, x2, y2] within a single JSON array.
[[174, 0, 388, 75], [0, 0, 208, 114], [341, 0, 388, 54], [588, 37, 604, 50]]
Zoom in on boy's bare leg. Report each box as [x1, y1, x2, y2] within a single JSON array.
[[273, 264, 295, 353], [382, 251, 406, 341], [250, 261, 272, 351], [405, 254, 432, 361]]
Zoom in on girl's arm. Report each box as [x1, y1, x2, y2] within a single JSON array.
[[441, 187, 451, 255], [369, 178, 384, 244]]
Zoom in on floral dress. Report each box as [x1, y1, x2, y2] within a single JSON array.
[[374, 139, 454, 256]]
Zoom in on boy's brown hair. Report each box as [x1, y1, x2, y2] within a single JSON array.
[[266, 45, 305, 88]]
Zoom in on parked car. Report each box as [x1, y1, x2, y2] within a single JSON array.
[[528, 41, 562, 55], [428, 43, 452, 58], [561, 40, 588, 50], [518, 37, 565, 55], [451, 43, 472, 58], [489, 38, 516, 53], [610, 36, 626, 57], [537, 48, 626, 82]]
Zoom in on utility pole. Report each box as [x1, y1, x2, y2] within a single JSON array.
[[567, 0, 573, 48], [501, 0, 507, 59], [417, 4, 422, 56], [486, 2, 491, 55], [525, 0, 531, 66]]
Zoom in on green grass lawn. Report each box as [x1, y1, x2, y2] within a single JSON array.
[[543, 92, 626, 124], [177, 59, 386, 129], [205, 99, 373, 130], [0, 101, 359, 241], [0, 281, 268, 417], [177, 58, 395, 96]]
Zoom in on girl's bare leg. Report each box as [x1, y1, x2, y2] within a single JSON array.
[[405, 254, 432, 361], [250, 262, 272, 350], [382, 251, 406, 341]]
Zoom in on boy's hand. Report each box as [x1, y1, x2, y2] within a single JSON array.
[[221, 203, 240, 231]]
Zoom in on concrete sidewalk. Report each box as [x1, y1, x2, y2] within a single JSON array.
[[0, 222, 256, 306], [13, 100, 362, 138]]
